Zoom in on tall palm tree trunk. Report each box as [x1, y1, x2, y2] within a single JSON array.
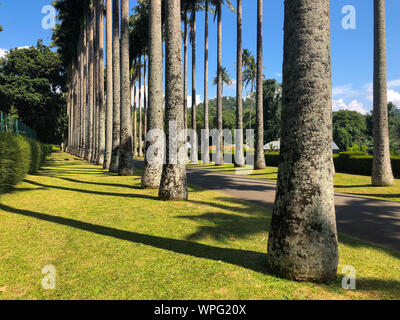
[[96, 0, 105, 165], [133, 63, 138, 157], [191, 4, 198, 163], [183, 9, 188, 130], [138, 59, 143, 157], [142, 0, 164, 188], [143, 54, 148, 154], [372, 0, 394, 186], [159, 0, 188, 201], [235, 0, 245, 167], [216, 2, 223, 166], [104, 0, 113, 169], [266, 0, 338, 281], [203, 0, 210, 165], [88, 5, 95, 161], [118, 0, 134, 176], [255, 0, 266, 169], [110, 0, 121, 173]]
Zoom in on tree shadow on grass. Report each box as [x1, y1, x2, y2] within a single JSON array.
[[0, 203, 268, 274], [23, 179, 156, 200]]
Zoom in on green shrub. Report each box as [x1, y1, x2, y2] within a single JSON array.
[[265, 152, 280, 167], [0, 133, 52, 194], [28, 138, 42, 173], [0, 133, 31, 194], [264, 150, 400, 178]]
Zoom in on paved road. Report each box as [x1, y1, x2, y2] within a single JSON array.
[[137, 161, 400, 252]]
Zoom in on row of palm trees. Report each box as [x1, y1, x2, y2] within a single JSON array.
[[57, 0, 393, 281]]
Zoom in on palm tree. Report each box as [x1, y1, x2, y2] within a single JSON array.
[[88, 3, 95, 162], [138, 57, 143, 157], [254, 0, 266, 169], [235, 0, 244, 167], [242, 49, 256, 130], [372, 0, 394, 186], [132, 59, 139, 157], [266, 0, 338, 281], [202, 0, 210, 165], [109, 0, 121, 173], [104, 0, 113, 169], [142, 0, 164, 188], [213, 66, 232, 96], [159, 0, 188, 201], [118, 0, 135, 176], [96, 0, 105, 166], [181, 2, 189, 130], [210, 0, 233, 166], [190, 1, 198, 163]]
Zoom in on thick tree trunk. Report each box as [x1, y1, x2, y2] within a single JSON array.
[[104, 0, 113, 169], [142, 0, 164, 188], [216, 3, 223, 166], [118, 0, 135, 176], [84, 13, 91, 161], [266, 0, 338, 282], [97, 0, 105, 166], [159, 0, 188, 201], [191, 4, 198, 163], [110, 0, 121, 173], [203, 0, 210, 165], [254, 0, 266, 169], [235, 0, 245, 167], [372, 0, 394, 186]]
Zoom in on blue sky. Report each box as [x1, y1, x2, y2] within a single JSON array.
[[1, 0, 400, 113]]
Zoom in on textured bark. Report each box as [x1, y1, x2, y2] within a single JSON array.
[[202, 0, 210, 165], [110, 0, 121, 173], [266, 0, 338, 282], [104, 0, 113, 169], [97, 0, 105, 166], [191, 4, 198, 163], [372, 0, 394, 186], [235, 0, 245, 167], [216, 3, 223, 166], [118, 0, 135, 176], [92, 2, 98, 163], [159, 0, 188, 201], [142, 0, 164, 189], [254, 0, 266, 170]]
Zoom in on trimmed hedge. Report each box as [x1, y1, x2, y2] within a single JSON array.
[[0, 133, 52, 194], [264, 151, 400, 178]]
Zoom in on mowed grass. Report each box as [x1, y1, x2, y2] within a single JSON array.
[[0, 152, 399, 300], [189, 163, 400, 203]]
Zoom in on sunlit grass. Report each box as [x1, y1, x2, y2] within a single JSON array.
[[189, 162, 400, 203], [0, 152, 399, 300]]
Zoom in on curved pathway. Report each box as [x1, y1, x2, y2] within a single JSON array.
[[182, 166, 400, 252]]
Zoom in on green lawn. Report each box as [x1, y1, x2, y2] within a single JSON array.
[[0, 151, 399, 300], [189, 163, 400, 203]]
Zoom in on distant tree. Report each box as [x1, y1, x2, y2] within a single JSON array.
[[263, 79, 281, 143], [213, 66, 232, 95], [0, 42, 67, 144]]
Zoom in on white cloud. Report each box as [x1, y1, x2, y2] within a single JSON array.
[[332, 98, 368, 115], [332, 85, 360, 97], [0, 48, 8, 59], [388, 89, 400, 106], [388, 79, 400, 88]]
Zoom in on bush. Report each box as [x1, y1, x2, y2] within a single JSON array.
[[0, 133, 31, 193], [265, 151, 400, 178], [0, 133, 52, 194]]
